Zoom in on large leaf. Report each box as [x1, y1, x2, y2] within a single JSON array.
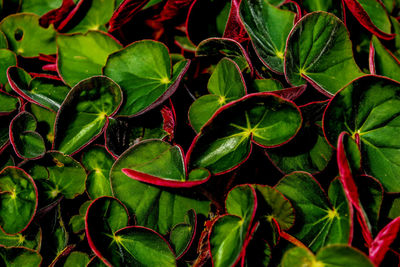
[[323, 75, 400, 192], [81, 146, 113, 199], [281, 245, 374, 267], [110, 150, 210, 235], [209, 185, 257, 267], [120, 139, 210, 187], [240, 0, 295, 73], [104, 40, 190, 117], [0, 13, 56, 57], [285, 11, 364, 96], [53, 76, 122, 155], [188, 57, 246, 132], [57, 31, 122, 87], [187, 93, 302, 175], [8, 66, 70, 112], [0, 167, 38, 235], [275, 172, 351, 252], [344, 0, 394, 40], [9, 111, 46, 159]]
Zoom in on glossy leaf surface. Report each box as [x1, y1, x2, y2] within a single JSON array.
[[285, 12, 364, 95], [53, 76, 122, 155], [104, 40, 190, 117], [187, 93, 302, 174], [324, 75, 400, 192], [370, 36, 400, 83]]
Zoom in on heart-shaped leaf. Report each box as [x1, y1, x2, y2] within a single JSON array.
[[110, 153, 210, 235], [323, 75, 400, 192], [0, 13, 56, 57], [209, 184, 257, 267], [86, 196, 175, 266], [240, 0, 295, 73], [370, 35, 400, 83], [121, 139, 210, 187], [103, 40, 190, 117], [0, 247, 42, 267], [9, 111, 46, 159], [57, 31, 122, 87], [61, 0, 115, 34], [53, 76, 122, 155], [23, 151, 86, 200], [344, 0, 394, 40], [7, 66, 70, 112], [266, 101, 333, 174], [285, 11, 364, 96], [189, 58, 246, 132], [281, 245, 374, 267], [0, 166, 38, 235], [275, 172, 351, 252], [81, 146, 113, 199], [169, 209, 196, 259], [0, 49, 16, 85], [187, 93, 302, 175]]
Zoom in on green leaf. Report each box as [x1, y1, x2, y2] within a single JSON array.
[[0, 247, 42, 267], [0, 167, 38, 235], [266, 101, 333, 174], [0, 91, 19, 114], [0, 13, 56, 57], [0, 31, 8, 49], [302, 0, 343, 17], [63, 251, 90, 267], [371, 35, 400, 83], [188, 93, 302, 174], [65, 0, 115, 34], [323, 75, 400, 192], [240, 0, 295, 73], [285, 12, 364, 95], [81, 146, 113, 199], [104, 40, 190, 117], [23, 151, 86, 200], [110, 152, 210, 235], [10, 111, 46, 159], [281, 245, 374, 267], [209, 185, 257, 267], [189, 58, 246, 132], [8, 66, 70, 112], [169, 209, 196, 258], [57, 31, 122, 87], [275, 172, 350, 252], [69, 200, 91, 234], [21, 0, 63, 16], [0, 49, 16, 85], [54, 76, 122, 155], [28, 103, 56, 145], [0, 224, 41, 250], [251, 79, 284, 93]]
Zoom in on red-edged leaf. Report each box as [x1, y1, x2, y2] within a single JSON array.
[[161, 103, 175, 142], [343, 0, 395, 40], [39, 0, 76, 29], [369, 217, 400, 266], [108, 0, 150, 34], [337, 131, 373, 246], [223, 0, 248, 43], [157, 0, 194, 22]]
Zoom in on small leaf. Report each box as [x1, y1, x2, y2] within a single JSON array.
[[169, 209, 196, 259]]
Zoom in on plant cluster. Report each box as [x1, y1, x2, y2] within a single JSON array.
[[1, 0, 400, 266]]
